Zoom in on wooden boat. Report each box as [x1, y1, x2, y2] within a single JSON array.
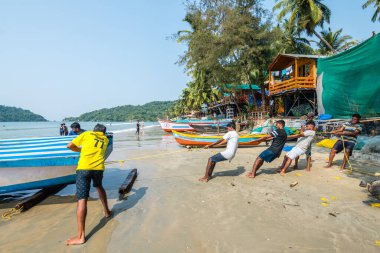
[[189, 123, 229, 133], [172, 131, 267, 147], [190, 122, 247, 133], [0, 135, 113, 194], [158, 120, 195, 132], [158, 119, 233, 133]]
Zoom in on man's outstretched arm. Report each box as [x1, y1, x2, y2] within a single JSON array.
[[67, 142, 81, 152]]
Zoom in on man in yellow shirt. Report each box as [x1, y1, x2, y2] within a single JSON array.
[[66, 124, 111, 245]]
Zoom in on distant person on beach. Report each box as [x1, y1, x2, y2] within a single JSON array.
[[277, 121, 316, 175], [247, 120, 287, 179], [66, 124, 111, 245], [325, 114, 362, 171], [63, 123, 68, 136], [141, 121, 145, 134], [69, 122, 86, 135], [199, 122, 239, 182], [136, 120, 140, 135], [60, 123, 64, 136]]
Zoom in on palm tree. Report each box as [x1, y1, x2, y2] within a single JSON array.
[[273, 0, 334, 52], [279, 19, 314, 54], [363, 0, 380, 22], [317, 28, 357, 55]]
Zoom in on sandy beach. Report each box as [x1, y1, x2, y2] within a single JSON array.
[[1, 127, 379, 253]]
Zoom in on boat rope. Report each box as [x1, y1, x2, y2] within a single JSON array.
[[1, 206, 23, 221], [339, 136, 380, 177]]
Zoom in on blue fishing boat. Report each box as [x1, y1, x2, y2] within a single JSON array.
[[0, 135, 113, 194]]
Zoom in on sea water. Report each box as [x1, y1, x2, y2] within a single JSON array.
[[0, 121, 160, 139]]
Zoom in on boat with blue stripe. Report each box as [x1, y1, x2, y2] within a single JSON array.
[[172, 131, 266, 147], [0, 135, 113, 194]]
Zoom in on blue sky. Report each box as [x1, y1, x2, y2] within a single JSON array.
[[0, 0, 378, 120]]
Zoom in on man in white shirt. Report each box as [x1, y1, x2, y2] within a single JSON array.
[[199, 122, 239, 182], [278, 121, 316, 175]]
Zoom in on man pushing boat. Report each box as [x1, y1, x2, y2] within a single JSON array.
[[66, 124, 111, 245], [199, 122, 239, 182]]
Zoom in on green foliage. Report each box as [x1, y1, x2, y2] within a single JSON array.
[[316, 28, 357, 55], [0, 105, 47, 122], [274, 0, 334, 51], [274, 19, 314, 54], [363, 0, 380, 22], [173, 0, 278, 113], [63, 101, 174, 122]]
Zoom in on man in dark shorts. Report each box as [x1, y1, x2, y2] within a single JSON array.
[[199, 122, 239, 182], [247, 120, 287, 179], [325, 114, 362, 171], [66, 124, 111, 245]]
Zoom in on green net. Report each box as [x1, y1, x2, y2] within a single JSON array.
[[317, 33, 380, 118]]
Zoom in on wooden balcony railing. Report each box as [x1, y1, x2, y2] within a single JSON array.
[[269, 77, 315, 95]]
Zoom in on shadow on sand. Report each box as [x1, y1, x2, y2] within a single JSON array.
[[86, 186, 148, 241], [213, 166, 245, 179]]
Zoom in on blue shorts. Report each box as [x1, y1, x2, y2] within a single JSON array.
[[259, 149, 277, 163], [76, 170, 104, 200], [210, 153, 227, 163], [333, 140, 355, 155]]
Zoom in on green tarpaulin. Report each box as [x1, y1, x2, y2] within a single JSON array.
[[317, 33, 380, 118]]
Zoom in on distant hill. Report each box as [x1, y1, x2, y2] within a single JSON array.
[[63, 101, 174, 122], [0, 105, 47, 122]]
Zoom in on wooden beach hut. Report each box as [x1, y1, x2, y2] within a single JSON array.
[[268, 54, 321, 117]]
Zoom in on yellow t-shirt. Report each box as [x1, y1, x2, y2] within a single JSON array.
[[72, 131, 109, 171]]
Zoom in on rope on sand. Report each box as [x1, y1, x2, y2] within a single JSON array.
[[341, 136, 380, 177], [1, 207, 23, 221]]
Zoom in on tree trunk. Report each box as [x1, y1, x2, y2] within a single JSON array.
[[260, 85, 266, 111], [313, 30, 336, 53]]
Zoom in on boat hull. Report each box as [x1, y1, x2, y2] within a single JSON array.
[[172, 131, 267, 147], [158, 120, 195, 132], [0, 135, 113, 194]]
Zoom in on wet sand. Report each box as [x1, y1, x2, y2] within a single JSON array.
[[1, 127, 379, 252]]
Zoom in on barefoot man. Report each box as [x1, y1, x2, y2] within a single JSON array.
[[325, 114, 362, 171], [66, 124, 111, 245], [247, 120, 287, 179], [278, 121, 316, 175], [199, 122, 239, 182]]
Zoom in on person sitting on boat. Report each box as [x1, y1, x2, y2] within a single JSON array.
[[246, 120, 287, 179], [277, 121, 316, 175], [69, 122, 86, 135], [199, 122, 239, 182], [324, 114, 362, 172], [66, 123, 111, 245]]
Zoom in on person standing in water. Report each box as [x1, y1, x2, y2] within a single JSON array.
[[136, 120, 140, 135]]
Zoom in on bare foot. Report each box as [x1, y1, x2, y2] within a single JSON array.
[[280, 171, 286, 176], [276, 167, 283, 173], [246, 172, 255, 178], [66, 236, 85, 245], [324, 164, 333, 168], [305, 168, 311, 172], [198, 177, 210, 182], [104, 210, 112, 218]]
